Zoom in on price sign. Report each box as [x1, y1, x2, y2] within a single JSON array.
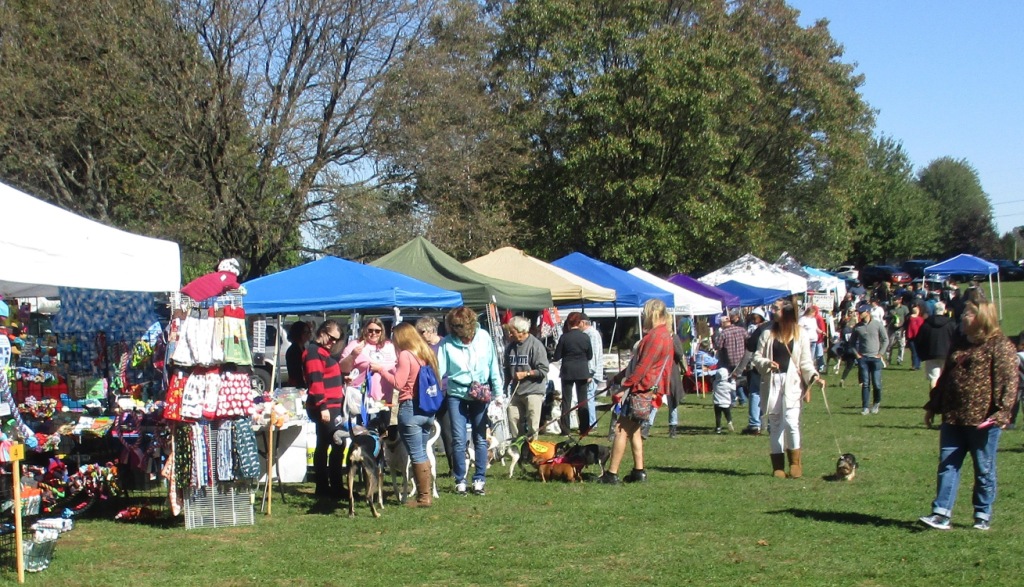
[[9, 442, 24, 461]]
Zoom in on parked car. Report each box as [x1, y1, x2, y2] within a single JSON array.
[[990, 259, 1024, 281], [832, 265, 858, 281], [900, 259, 936, 279], [859, 265, 911, 287]]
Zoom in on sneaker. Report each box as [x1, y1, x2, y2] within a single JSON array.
[[472, 480, 485, 496], [861, 408, 870, 415], [839, 379, 844, 388], [727, 421, 735, 432], [455, 482, 467, 496], [871, 403, 880, 414], [973, 518, 990, 531], [597, 471, 621, 485], [919, 514, 951, 530], [715, 427, 723, 434]]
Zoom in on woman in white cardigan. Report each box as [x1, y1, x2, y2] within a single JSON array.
[[753, 299, 824, 478]]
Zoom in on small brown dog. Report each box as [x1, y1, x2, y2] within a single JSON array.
[[538, 461, 580, 483]]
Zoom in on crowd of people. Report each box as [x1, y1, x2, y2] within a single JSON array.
[[288, 279, 1021, 529]]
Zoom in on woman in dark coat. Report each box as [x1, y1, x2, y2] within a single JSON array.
[[554, 312, 593, 435]]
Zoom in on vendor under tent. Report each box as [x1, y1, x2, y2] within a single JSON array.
[[699, 253, 807, 295], [715, 280, 791, 307], [242, 256, 463, 315], [667, 273, 741, 308], [924, 254, 1001, 317], [0, 180, 182, 297], [464, 247, 616, 303], [371, 236, 553, 310], [551, 253, 674, 309], [627, 268, 722, 316]]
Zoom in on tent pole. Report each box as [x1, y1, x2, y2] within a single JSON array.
[[271, 314, 282, 391]]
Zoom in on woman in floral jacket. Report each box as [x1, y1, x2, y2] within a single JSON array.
[[920, 300, 1018, 531]]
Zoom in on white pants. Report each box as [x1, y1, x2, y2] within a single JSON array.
[[765, 372, 801, 453]]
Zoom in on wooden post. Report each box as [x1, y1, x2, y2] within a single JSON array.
[[11, 442, 25, 583]]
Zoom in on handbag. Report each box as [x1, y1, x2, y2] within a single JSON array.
[[626, 392, 655, 421], [467, 381, 492, 403]]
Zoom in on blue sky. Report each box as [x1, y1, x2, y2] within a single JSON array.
[[786, 1, 1023, 236]]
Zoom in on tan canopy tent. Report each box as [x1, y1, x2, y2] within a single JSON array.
[[464, 247, 616, 303]]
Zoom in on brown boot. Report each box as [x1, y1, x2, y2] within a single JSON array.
[[407, 462, 433, 508], [787, 448, 803, 479], [770, 453, 787, 478]]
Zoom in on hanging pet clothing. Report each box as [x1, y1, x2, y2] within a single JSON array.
[[222, 305, 252, 365], [179, 369, 208, 421], [201, 367, 223, 420], [216, 420, 235, 482], [232, 420, 261, 480], [216, 369, 254, 418], [211, 307, 226, 364]]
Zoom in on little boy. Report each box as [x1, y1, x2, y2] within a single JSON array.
[[712, 367, 735, 434]]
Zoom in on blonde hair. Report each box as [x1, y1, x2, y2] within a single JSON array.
[[641, 298, 669, 330], [445, 306, 479, 339], [964, 301, 1002, 344], [391, 322, 439, 373]]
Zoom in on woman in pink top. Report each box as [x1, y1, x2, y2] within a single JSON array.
[[340, 317, 398, 403], [371, 322, 438, 507]]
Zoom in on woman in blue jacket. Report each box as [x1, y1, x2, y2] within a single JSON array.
[[437, 307, 503, 496]]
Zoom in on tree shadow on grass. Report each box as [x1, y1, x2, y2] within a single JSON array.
[[768, 508, 924, 532], [649, 465, 762, 477], [860, 424, 932, 431]]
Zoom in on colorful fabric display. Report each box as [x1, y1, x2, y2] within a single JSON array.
[[216, 421, 235, 481], [216, 370, 253, 418], [201, 369, 222, 420], [222, 306, 252, 365], [232, 420, 261, 480], [179, 370, 207, 421]]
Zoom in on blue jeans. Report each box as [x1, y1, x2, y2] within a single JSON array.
[[858, 356, 883, 408], [908, 339, 921, 369], [398, 400, 435, 464], [587, 380, 599, 427], [447, 395, 488, 484], [747, 370, 762, 429], [931, 423, 1001, 521]]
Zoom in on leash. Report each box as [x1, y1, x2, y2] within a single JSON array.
[[816, 380, 845, 456]]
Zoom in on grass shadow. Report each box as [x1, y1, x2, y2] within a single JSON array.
[[768, 507, 924, 532], [861, 424, 933, 431], [650, 465, 762, 477]]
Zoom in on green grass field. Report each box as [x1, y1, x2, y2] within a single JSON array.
[[7, 282, 1024, 586]]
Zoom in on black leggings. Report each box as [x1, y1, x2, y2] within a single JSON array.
[[714, 405, 732, 428], [561, 379, 590, 433], [313, 407, 344, 497]]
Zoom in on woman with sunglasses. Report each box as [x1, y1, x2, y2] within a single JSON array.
[[340, 317, 398, 413]]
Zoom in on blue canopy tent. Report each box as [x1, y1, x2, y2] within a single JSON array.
[[243, 256, 464, 314], [667, 273, 741, 308], [924, 254, 1001, 317], [715, 280, 791, 307], [551, 253, 673, 314]]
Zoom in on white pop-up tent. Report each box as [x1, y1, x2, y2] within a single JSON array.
[[699, 253, 807, 295], [0, 180, 181, 296]]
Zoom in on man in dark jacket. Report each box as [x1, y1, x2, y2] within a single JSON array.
[[917, 301, 957, 389]]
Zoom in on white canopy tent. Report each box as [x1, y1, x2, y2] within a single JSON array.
[[0, 180, 181, 296], [699, 253, 807, 295]]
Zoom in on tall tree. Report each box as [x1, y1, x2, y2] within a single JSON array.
[[370, 0, 524, 260], [917, 157, 999, 258], [488, 0, 871, 273], [848, 137, 939, 264]]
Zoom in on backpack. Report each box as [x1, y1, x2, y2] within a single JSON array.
[[415, 363, 444, 415]]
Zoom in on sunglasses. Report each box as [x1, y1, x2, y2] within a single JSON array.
[[327, 334, 341, 344], [366, 327, 383, 334]]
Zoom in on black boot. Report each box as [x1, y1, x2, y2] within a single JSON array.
[[668, 425, 678, 438], [624, 469, 647, 483], [597, 471, 621, 485]]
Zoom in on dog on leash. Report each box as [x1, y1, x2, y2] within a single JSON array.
[[538, 460, 580, 483], [561, 443, 612, 476], [832, 453, 858, 481], [344, 433, 385, 518], [382, 425, 412, 503]]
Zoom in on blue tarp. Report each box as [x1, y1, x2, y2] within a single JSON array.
[[667, 273, 741, 307], [550, 253, 674, 308], [242, 256, 463, 315], [924, 254, 998, 276], [715, 280, 790, 307]]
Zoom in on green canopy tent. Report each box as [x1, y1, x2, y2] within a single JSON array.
[[371, 236, 553, 310]]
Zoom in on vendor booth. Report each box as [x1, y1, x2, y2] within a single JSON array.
[[371, 237, 553, 310], [924, 254, 1001, 317], [699, 253, 807, 295], [464, 247, 616, 304]]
